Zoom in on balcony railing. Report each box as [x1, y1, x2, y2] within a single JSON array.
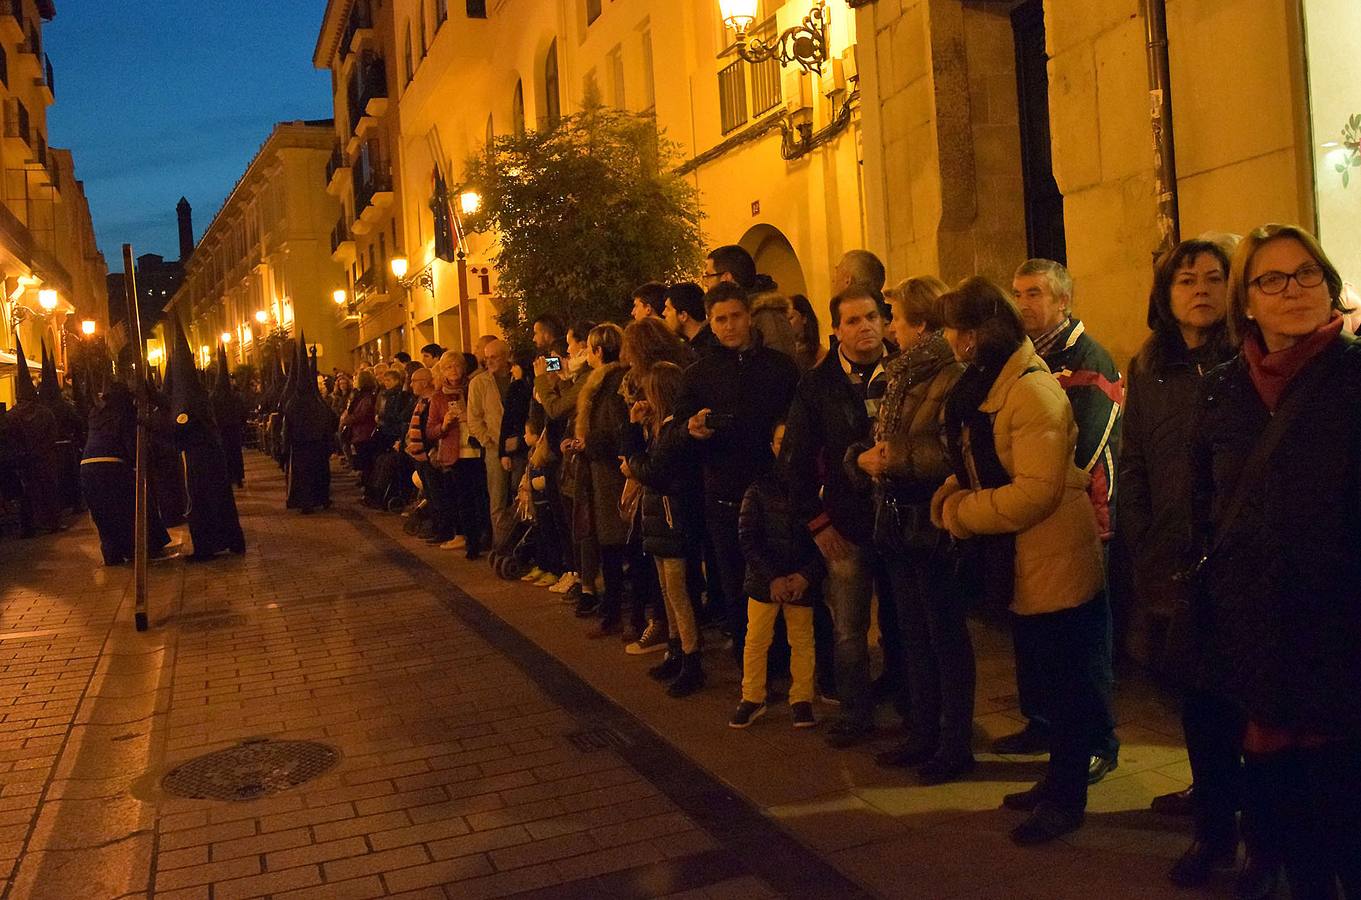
[[330, 218, 350, 254], [353, 165, 393, 215], [355, 265, 387, 299], [347, 53, 388, 135], [339, 0, 374, 61], [325, 144, 347, 184], [5, 99, 29, 145]]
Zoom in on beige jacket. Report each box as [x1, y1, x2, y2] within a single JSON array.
[[932, 341, 1104, 616]]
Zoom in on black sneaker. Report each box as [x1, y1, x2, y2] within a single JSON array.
[[1010, 804, 1084, 846], [991, 722, 1051, 755], [791, 702, 816, 728], [573, 593, 599, 618], [729, 701, 766, 729]]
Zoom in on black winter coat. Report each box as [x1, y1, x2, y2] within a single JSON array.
[[625, 417, 702, 559], [784, 349, 887, 546], [739, 470, 824, 603], [1188, 334, 1361, 737], [676, 343, 799, 502], [1119, 333, 1231, 615], [500, 377, 531, 459]]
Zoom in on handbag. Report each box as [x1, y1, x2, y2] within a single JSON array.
[[874, 490, 943, 555]]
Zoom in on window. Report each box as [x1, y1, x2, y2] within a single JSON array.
[[607, 45, 625, 109], [640, 28, 655, 111], [585, 0, 601, 26], [404, 25, 414, 85], [543, 40, 561, 129], [435, 0, 448, 26], [512, 80, 526, 136], [419, 2, 427, 58], [466, 0, 487, 18], [749, 20, 782, 116], [718, 60, 747, 133]]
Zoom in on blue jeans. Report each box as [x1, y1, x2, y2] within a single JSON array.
[[824, 543, 876, 727]]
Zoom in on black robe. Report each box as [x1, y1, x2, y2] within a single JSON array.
[[213, 391, 247, 487], [9, 400, 60, 534], [176, 418, 246, 559], [81, 390, 171, 565], [148, 404, 188, 528], [284, 395, 336, 512]]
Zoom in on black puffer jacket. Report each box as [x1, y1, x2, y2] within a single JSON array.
[[1119, 332, 1231, 616], [739, 469, 824, 604], [1188, 333, 1361, 736], [624, 417, 701, 559]]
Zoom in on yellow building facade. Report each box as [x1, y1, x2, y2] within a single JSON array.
[[315, 0, 866, 359], [0, 0, 108, 407], [166, 121, 347, 377], [309, 0, 1356, 368]]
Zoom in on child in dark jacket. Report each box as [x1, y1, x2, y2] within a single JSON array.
[[734, 423, 824, 728], [623, 362, 705, 697]]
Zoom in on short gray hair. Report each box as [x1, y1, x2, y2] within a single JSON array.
[[839, 250, 886, 292], [1014, 258, 1074, 313]]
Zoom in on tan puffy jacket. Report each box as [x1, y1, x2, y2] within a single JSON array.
[[932, 341, 1104, 616]]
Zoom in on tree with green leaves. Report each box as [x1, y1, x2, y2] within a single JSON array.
[[464, 83, 705, 348]]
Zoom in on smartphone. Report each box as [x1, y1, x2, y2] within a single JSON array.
[[544, 356, 563, 373], [704, 412, 735, 429]]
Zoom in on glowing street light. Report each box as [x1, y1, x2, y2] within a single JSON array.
[[333, 289, 348, 306], [389, 256, 409, 280], [254, 310, 269, 324], [718, 0, 758, 32], [221, 331, 233, 345], [81, 319, 97, 336], [459, 190, 481, 217], [38, 289, 59, 312]]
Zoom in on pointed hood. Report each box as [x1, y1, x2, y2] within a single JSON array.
[[297, 329, 319, 399], [276, 343, 298, 413], [12, 331, 37, 404], [39, 340, 64, 408], [214, 344, 233, 398], [167, 318, 213, 428]]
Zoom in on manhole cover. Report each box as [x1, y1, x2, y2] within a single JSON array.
[[161, 739, 341, 801]]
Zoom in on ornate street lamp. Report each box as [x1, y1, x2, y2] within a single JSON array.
[[719, 0, 828, 75], [81, 319, 96, 336], [38, 289, 59, 312]]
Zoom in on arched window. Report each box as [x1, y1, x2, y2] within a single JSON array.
[[404, 24, 414, 85], [543, 40, 561, 129], [512, 80, 525, 137]]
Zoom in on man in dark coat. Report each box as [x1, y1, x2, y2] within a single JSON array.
[[80, 381, 172, 565], [284, 334, 336, 513], [39, 341, 85, 513], [8, 333, 61, 535], [212, 345, 247, 488], [166, 320, 245, 560]]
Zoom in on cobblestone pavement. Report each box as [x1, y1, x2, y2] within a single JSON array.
[[0, 452, 1209, 899]]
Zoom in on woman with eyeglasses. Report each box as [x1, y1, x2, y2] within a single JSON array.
[[1186, 224, 1361, 897]]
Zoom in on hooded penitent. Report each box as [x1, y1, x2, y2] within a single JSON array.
[[39, 341, 85, 512], [166, 318, 245, 558], [7, 331, 60, 531], [283, 330, 336, 513], [38, 341, 60, 406], [213, 344, 247, 487]]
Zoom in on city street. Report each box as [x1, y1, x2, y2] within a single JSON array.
[[0, 453, 1202, 900]]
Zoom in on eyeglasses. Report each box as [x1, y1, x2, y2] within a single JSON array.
[[701, 271, 720, 282], [1250, 264, 1326, 295]]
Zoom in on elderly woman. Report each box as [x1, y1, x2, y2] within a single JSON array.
[[852, 276, 970, 784], [1186, 224, 1361, 898], [931, 277, 1110, 845]]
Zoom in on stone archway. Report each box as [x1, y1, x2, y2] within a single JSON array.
[[739, 224, 807, 297]]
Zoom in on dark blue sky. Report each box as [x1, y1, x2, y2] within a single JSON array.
[[45, 2, 332, 265]]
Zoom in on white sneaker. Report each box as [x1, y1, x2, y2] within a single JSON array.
[[625, 620, 669, 655], [534, 572, 560, 587], [520, 567, 546, 582], [549, 572, 579, 594], [440, 536, 467, 551]]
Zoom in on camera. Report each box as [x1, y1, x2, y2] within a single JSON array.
[[544, 356, 563, 373], [704, 412, 735, 429]]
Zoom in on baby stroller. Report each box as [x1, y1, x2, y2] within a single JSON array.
[[490, 472, 537, 580]]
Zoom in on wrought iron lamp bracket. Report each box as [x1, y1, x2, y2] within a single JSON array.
[[736, 3, 828, 76]]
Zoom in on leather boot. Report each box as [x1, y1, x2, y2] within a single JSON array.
[[666, 652, 705, 697], [648, 641, 683, 681]]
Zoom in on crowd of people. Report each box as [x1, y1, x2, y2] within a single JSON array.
[[6, 222, 1357, 897]]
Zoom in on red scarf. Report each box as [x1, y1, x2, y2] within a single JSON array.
[[1242, 314, 1343, 412]]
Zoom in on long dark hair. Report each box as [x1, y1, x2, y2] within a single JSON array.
[[1146, 239, 1231, 364], [789, 293, 821, 350], [940, 277, 1026, 370]]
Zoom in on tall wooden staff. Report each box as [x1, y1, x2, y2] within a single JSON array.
[[122, 244, 149, 631]]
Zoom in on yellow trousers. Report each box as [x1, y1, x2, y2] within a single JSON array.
[[742, 598, 815, 704]]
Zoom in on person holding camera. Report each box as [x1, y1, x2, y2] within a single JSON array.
[[678, 281, 800, 668]]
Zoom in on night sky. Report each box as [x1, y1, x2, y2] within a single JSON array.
[[44, 2, 332, 266]]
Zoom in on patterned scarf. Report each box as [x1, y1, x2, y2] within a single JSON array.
[[876, 330, 956, 443]]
